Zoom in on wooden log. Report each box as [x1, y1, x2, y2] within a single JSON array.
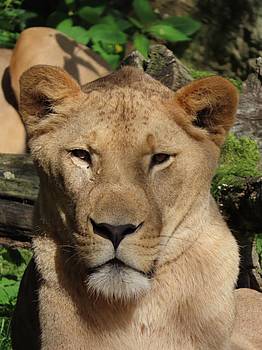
[[122, 44, 193, 91], [0, 154, 37, 244]]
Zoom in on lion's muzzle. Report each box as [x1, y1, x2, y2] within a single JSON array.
[[90, 218, 143, 249]]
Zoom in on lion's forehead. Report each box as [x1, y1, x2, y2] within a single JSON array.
[[80, 87, 170, 123], [63, 112, 180, 154], [59, 88, 182, 150]]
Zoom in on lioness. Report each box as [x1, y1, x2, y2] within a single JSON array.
[[11, 64, 262, 349]]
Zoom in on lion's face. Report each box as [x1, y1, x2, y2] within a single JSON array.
[[20, 66, 238, 300]]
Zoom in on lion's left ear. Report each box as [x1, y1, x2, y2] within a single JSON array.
[[174, 76, 239, 146]]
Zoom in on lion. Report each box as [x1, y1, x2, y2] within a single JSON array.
[[11, 64, 262, 349]]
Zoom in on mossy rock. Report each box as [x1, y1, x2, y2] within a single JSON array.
[[212, 133, 261, 198]]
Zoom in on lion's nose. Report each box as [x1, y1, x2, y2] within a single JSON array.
[[90, 219, 141, 249]]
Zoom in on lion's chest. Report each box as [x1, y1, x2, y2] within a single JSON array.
[[38, 283, 199, 350]]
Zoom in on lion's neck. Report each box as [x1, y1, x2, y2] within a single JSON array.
[[33, 197, 238, 350]]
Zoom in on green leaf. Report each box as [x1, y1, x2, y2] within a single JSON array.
[[114, 18, 132, 31], [65, 26, 90, 45], [78, 5, 105, 25], [56, 18, 73, 31], [132, 0, 157, 24], [19, 249, 32, 265], [0, 30, 18, 48], [161, 16, 201, 36], [0, 289, 9, 305], [92, 41, 120, 69], [148, 24, 190, 42], [0, 278, 19, 305], [99, 15, 118, 28], [87, 24, 127, 44], [57, 19, 90, 45], [100, 15, 132, 31], [133, 33, 149, 58], [128, 16, 143, 29]]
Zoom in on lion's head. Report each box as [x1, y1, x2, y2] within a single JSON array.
[[20, 66, 238, 301]]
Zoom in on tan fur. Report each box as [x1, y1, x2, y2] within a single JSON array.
[[11, 65, 262, 350], [0, 27, 109, 154], [10, 27, 110, 101], [0, 49, 25, 153]]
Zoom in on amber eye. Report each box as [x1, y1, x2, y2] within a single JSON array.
[[151, 153, 171, 167], [71, 149, 92, 165]]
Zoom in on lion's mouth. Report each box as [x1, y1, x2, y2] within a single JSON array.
[[88, 258, 154, 278]]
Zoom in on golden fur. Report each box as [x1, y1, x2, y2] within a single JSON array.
[[0, 27, 109, 153], [0, 49, 25, 153], [10, 27, 109, 101], [12, 65, 262, 349]]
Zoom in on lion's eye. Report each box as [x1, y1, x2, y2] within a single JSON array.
[[151, 153, 170, 167], [71, 149, 92, 165]]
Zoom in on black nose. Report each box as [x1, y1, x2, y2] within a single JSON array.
[[90, 219, 141, 249]]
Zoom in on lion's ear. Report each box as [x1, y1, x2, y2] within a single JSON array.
[[19, 65, 81, 134], [174, 76, 239, 146]]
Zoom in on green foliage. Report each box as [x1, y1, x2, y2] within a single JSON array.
[[60, 1, 200, 68], [0, 0, 201, 69], [228, 78, 243, 92], [256, 233, 262, 270], [133, 0, 157, 24], [56, 18, 90, 45], [162, 16, 201, 36], [190, 69, 243, 91], [190, 69, 215, 79], [147, 23, 190, 42], [0, 0, 36, 48], [49, 0, 200, 68], [133, 33, 150, 58], [0, 247, 32, 349], [212, 134, 261, 197]]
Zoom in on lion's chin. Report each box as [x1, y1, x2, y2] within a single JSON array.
[[85, 263, 151, 301]]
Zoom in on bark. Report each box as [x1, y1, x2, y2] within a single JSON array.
[[122, 45, 193, 90], [232, 57, 262, 152]]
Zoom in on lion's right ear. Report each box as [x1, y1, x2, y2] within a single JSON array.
[[19, 65, 81, 135], [174, 76, 239, 146]]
